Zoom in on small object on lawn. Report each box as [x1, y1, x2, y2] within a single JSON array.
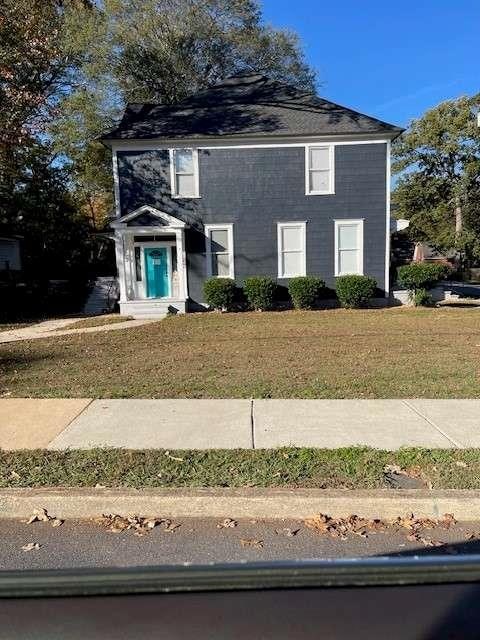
[[94, 483, 106, 489], [217, 518, 237, 529], [455, 461, 468, 468], [164, 451, 184, 462], [22, 542, 41, 552], [9, 470, 20, 481], [240, 538, 264, 548], [383, 466, 426, 490]]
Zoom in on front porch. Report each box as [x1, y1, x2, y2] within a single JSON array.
[[112, 206, 188, 318]]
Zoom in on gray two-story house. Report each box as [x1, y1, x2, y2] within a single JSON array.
[[101, 74, 403, 317]]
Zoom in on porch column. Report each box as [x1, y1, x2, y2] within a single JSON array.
[[114, 231, 127, 303], [123, 233, 136, 300], [175, 228, 188, 300]]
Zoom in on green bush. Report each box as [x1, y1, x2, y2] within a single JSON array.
[[412, 288, 433, 307], [244, 276, 276, 311], [397, 262, 451, 291], [335, 275, 377, 309], [288, 276, 326, 310], [203, 277, 236, 311]]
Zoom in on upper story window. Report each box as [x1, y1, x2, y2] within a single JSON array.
[[305, 145, 335, 195], [334, 219, 364, 276], [170, 148, 199, 198], [277, 222, 306, 278], [205, 224, 234, 278]]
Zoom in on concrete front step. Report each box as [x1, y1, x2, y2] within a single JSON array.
[[120, 299, 187, 318]]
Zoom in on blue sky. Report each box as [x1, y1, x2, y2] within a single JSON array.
[[262, 0, 478, 128]]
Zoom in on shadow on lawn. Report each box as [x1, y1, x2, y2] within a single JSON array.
[[0, 350, 59, 382]]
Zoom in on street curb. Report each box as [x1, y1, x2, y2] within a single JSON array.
[[0, 488, 478, 520]]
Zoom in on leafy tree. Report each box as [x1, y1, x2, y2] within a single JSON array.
[[9, 143, 92, 283], [392, 95, 480, 267], [52, 0, 317, 215]]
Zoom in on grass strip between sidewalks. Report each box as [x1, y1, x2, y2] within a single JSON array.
[[1, 447, 479, 490]]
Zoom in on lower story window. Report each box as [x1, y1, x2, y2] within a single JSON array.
[[277, 222, 306, 278], [205, 224, 234, 278], [334, 219, 364, 276]]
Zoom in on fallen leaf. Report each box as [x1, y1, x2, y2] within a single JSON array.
[[275, 527, 300, 537], [217, 518, 237, 529], [443, 513, 457, 529], [22, 542, 40, 552], [383, 464, 403, 474], [240, 538, 263, 548], [51, 518, 64, 528]]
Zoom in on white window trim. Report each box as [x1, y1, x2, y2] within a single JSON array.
[[169, 148, 200, 198], [205, 223, 235, 279], [305, 144, 335, 195], [334, 219, 364, 276], [277, 221, 307, 279]]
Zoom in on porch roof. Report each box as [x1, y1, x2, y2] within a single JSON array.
[[111, 205, 187, 230]]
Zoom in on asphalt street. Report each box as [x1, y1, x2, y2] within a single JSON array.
[[1, 516, 480, 570]]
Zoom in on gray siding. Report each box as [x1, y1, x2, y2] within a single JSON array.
[[117, 144, 387, 303]]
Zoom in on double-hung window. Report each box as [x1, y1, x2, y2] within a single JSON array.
[[170, 148, 199, 198], [277, 222, 306, 278], [305, 145, 334, 195], [205, 224, 234, 278], [334, 219, 364, 276]]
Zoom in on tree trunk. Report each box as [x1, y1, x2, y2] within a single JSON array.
[[455, 195, 462, 235]]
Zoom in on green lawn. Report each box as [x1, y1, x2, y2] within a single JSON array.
[[1, 307, 479, 398], [1, 447, 480, 489]]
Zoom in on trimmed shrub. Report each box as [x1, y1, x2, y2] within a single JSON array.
[[412, 288, 433, 307], [397, 262, 451, 292], [288, 276, 326, 310], [203, 277, 236, 311], [335, 275, 377, 309], [244, 276, 276, 311]]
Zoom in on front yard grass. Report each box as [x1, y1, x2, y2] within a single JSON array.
[[1, 307, 479, 398], [1, 447, 480, 489]]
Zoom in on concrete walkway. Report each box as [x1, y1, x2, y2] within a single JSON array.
[[0, 316, 158, 344], [1, 398, 480, 451]]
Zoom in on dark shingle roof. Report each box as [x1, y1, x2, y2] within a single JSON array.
[[102, 74, 403, 142]]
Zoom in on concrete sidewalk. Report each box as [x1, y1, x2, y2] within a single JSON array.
[[1, 398, 480, 450], [0, 317, 157, 344]]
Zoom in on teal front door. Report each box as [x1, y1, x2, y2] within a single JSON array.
[[144, 247, 170, 298]]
